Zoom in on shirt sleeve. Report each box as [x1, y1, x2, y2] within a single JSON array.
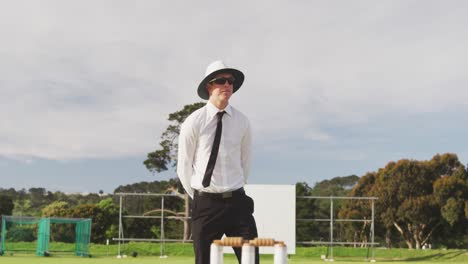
[[177, 120, 196, 198], [241, 119, 252, 183]]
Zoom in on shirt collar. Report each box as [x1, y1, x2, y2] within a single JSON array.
[[207, 101, 232, 119]]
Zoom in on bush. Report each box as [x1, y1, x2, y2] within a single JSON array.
[[6, 226, 36, 242]]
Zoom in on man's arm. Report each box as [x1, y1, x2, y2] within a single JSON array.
[[240, 120, 252, 183], [177, 121, 196, 198]]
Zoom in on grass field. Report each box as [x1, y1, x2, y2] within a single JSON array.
[[1, 242, 467, 264], [1, 254, 468, 264]]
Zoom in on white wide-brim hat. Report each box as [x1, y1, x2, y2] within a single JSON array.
[[197, 60, 244, 100]]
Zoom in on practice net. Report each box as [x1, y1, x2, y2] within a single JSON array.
[[0, 215, 91, 257]]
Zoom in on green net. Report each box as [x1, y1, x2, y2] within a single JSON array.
[[74, 219, 91, 256], [1, 216, 41, 255], [1, 215, 92, 257], [36, 218, 50, 256]]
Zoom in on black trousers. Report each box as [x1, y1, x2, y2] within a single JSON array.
[[191, 190, 259, 264]]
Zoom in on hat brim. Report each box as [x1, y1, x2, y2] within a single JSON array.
[[197, 68, 244, 100]]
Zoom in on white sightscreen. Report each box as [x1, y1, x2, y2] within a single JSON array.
[[223, 184, 296, 254]]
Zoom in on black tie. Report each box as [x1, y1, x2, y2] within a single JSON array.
[[202, 111, 226, 187]]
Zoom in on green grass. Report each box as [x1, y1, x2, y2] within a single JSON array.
[[1, 242, 467, 263], [0, 254, 467, 264]]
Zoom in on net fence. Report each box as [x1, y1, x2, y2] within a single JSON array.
[[1, 215, 91, 257]]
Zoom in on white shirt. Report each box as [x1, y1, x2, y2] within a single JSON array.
[[177, 101, 252, 198]]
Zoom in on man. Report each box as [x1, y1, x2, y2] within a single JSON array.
[[177, 60, 259, 264]]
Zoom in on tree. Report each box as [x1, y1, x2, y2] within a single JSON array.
[[347, 153, 468, 249], [69, 204, 107, 243], [28, 187, 47, 210], [144, 102, 205, 173], [309, 175, 360, 242], [431, 156, 468, 248], [97, 198, 120, 240], [12, 199, 35, 216], [295, 182, 319, 242], [338, 172, 396, 247], [295, 176, 360, 243], [143, 102, 205, 241], [0, 195, 14, 215], [311, 175, 360, 196], [42, 201, 74, 242], [41, 201, 70, 217]]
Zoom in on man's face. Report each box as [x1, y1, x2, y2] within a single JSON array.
[[207, 73, 234, 101]]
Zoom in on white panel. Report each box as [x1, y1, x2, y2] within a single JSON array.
[[223, 184, 296, 255]]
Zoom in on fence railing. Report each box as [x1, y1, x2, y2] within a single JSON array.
[[296, 196, 378, 261], [113, 193, 378, 260]]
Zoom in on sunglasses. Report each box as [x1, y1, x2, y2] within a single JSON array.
[[209, 77, 236, 85]]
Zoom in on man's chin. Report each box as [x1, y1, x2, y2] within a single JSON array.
[[220, 93, 232, 99]]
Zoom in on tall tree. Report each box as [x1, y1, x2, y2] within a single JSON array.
[[28, 187, 46, 210], [431, 154, 468, 247], [41, 201, 70, 217], [143, 102, 205, 241], [295, 182, 318, 242], [296, 176, 360, 242], [345, 153, 468, 249], [41, 201, 74, 242], [338, 172, 377, 246], [97, 198, 120, 240], [114, 180, 188, 240], [309, 175, 360, 242], [12, 199, 35, 216], [69, 204, 109, 243], [0, 195, 14, 216]]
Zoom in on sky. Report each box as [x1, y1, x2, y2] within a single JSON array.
[[1, 0, 467, 193]]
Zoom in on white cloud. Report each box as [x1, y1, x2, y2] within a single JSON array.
[[1, 0, 468, 160]]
